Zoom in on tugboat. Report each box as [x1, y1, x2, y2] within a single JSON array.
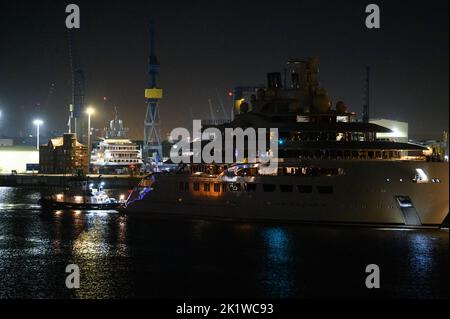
[[39, 177, 124, 210]]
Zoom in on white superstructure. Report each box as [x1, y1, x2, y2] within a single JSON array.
[[91, 138, 143, 172]]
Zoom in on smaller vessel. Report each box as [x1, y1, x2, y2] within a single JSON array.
[[39, 178, 124, 210]]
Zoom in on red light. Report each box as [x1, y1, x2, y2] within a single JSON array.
[[227, 91, 233, 97]]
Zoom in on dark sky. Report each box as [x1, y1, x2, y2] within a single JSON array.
[[0, 0, 448, 140]]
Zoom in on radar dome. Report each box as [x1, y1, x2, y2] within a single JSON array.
[[312, 94, 331, 113], [336, 101, 347, 113]]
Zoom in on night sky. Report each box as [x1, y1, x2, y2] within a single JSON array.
[[0, 0, 448, 140]]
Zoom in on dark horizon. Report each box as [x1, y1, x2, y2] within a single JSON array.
[[0, 0, 448, 141]]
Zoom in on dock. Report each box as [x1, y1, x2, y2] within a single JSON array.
[[0, 173, 142, 189]]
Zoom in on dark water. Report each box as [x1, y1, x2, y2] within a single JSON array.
[[0, 187, 448, 299]]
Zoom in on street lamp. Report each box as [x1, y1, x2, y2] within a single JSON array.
[[0, 109, 3, 136], [85, 107, 95, 172], [33, 119, 43, 150]]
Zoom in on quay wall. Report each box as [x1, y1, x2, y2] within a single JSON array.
[[0, 174, 141, 189]]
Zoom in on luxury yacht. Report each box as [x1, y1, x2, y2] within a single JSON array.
[[122, 58, 449, 228]]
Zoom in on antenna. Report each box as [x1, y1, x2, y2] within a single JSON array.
[[208, 98, 216, 121], [216, 88, 229, 120], [362, 66, 370, 123]]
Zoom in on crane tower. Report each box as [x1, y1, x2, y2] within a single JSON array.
[[143, 18, 163, 162]]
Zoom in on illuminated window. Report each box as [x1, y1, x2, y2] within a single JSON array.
[[414, 168, 429, 183], [213, 183, 221, 193]]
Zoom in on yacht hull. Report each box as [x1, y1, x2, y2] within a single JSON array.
[[123, 161, 449, 228]]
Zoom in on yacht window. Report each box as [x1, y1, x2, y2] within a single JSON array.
[[280, 185, 293, 192], [245, 183, 257, 192], [222, 183, 227, 192], [204, 183, 210, 192], [317, 186, 333, 194], [213, 183, 221, 192], [263, 184, 276, 192], [193, 183, 200, 191], [236, 168, 257, 176], [297, 185, 313, 193]]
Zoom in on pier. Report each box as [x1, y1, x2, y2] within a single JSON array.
[[0, 173, 141, 189]]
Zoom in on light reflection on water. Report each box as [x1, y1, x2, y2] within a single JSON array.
[[261, 227, 296, 298], [0, 187, 448, 298]]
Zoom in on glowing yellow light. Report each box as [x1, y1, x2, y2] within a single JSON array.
[[86, 107, 95, 115], [235, 98, 245, 109]]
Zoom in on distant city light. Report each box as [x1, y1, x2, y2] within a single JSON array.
[[227, 91, 233, 97], [33, 119, 43, 126]]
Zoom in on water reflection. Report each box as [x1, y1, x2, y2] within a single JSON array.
[[261, 227, 296, 298], [407, 233, 434, 288], [0, 187, 448, 298]]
